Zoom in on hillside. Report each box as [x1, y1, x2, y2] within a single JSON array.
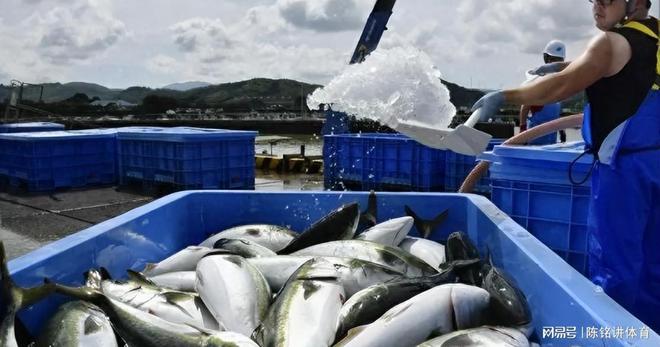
[[0, 78, 485, 110], [163, 81, 212, 91]]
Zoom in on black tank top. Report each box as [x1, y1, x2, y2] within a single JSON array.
[[585, 17, 658, 153]]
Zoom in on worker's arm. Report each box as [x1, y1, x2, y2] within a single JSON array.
[[505, 32, 618, 105], [471, 32, 629, 122], [527, 61, 572, 76], [518, 105, 530, 131]]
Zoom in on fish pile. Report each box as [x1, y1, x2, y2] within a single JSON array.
[[0, 192, 533, 347]]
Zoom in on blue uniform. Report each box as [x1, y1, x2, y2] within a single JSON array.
[[585, 91, 660, 332], [583, 17, 660, 332], [527, 102, 561, 145]]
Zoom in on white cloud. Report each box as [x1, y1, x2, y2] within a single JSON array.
[[277, 0, 372, 32], [146, 55, 180, 75], [454, 0, 594, 56], [171, 18, 233, 53], [27, 0, 126, 64], [5, 0, 656, 88]]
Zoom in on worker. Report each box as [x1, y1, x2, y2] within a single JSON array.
[[519, 40, 567, 145], [471, 0, 659, 331]]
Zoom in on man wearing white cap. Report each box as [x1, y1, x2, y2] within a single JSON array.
[[518, 40, 567, 144]]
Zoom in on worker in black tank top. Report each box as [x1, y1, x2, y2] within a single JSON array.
[[470, 0, 660, 334], [586, 16, 657, 153]]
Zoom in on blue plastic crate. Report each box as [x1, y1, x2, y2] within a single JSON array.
[[0, 122, 65, 133], [0, 129, 118, 191], [7, 191, 658, 345], [117, 127, 256, 190], [444, 139, 505, 194], [323, 133, 445, 191], [486, 142, 595, 275]]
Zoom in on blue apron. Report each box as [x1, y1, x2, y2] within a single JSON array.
[[583, 90, 660, 331], [527, 102, 561, 145]]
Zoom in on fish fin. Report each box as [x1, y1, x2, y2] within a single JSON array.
[[406, 206, 449, 239], [84, 269, 104, 290], [404, 205, 430, 239], [0, 242, 55, 309], [161, 292, 196, 318], [359, 190, 378, 227], [200, 249, 238, 258], [142, 263, 157, 274], [0, 241, 17, 302], [485, 246, 494, 266], [126, 270, 156, 288], [52, 282, 103, 304], [98, 267, 112, 280], [83, 315, 103, 335], [336, 324, 369, 346], [212, 238, 232, 249], [184, 322, 216, 336], [251, 324, 266, 344]]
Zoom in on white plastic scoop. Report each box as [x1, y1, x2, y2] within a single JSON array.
[[389, 109, 492, 156]]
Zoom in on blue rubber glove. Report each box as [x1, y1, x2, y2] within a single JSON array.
[[471, 90, 505, 122], [527, 62, 565, 76]]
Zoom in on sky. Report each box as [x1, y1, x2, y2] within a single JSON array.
[[0, 0, 657, 90]]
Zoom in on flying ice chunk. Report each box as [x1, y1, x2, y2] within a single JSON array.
[[307, 45, 455, 130]]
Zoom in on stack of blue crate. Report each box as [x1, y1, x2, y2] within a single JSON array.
[[323, 133, 445, 191], [0, 122, 65, 133], [117, 127, 257, 190], [0, 129, 117, 191], [483, 141, 595, 274]]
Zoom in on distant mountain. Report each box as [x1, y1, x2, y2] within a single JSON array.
[[0, 78, 485, 110], [440, 79, 485, 110], [162, 81, 212, 91]]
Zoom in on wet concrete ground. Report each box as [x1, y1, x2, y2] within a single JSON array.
[[1, 173, 324, 260]]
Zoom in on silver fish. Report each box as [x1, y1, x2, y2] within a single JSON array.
[[292, 240, 437, 277], [214, 238, 277, 258], [277, 203, 360, 254], [52, 284, 258, 347], [35, 301, 117, 347], [148, 271, 196, 292], [398, 237, 446, 271], [416, 326, 529, 346], [355, 217, 414, 246], [196, 255, 271, 335], [199, 224, 297, 252], [252, 258, 346, 347], [247, 256, 403, 295], [92, 270, 219, 330], [142, 246, 230, 276], [335, 284, 490, 347]]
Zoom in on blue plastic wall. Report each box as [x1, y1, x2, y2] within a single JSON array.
[[485, 142, 594, 275], [0, 122, 65, 133], [444, 139, 505, 194], [0, 129, 117, 191], [324, 133, 445, 191], [117, 127, 257, 190], [7, 191, 658, 346]]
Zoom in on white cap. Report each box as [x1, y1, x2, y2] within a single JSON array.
[[543, 40, 566, 59]]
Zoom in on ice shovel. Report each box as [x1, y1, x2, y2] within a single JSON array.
[[390, 108, 492, 156]]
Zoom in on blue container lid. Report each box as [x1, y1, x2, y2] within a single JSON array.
[[117, 126, 257, 142], [0, 122, 65, 129], [479, 142, 594, 186], [0, 129, 117, 141], [492, 141, 592, 164]]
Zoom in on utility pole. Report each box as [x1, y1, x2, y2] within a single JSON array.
[[300, 84, 305, 118]]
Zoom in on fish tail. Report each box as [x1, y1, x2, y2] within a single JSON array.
[[405, 206, 449, 239], [359, 190, 378, 227]]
